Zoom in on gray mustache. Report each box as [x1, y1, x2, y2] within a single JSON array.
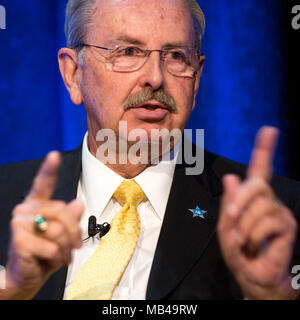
[[124, 88, 178, 113]]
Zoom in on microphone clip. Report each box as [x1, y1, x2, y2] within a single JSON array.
[[84, 215, 111, 241]]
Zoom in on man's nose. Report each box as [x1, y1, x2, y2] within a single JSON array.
[[137, 51, 165, 90]]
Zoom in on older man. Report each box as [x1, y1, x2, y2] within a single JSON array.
[[0, 0, 299, 300]]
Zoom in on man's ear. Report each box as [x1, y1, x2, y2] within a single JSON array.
[[58, 48, 83, 105], [191, 55, 205, 111]]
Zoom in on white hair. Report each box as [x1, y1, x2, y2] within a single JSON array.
[[65, 0, 205, 50], [65, 0, 96, 48], [184, 0, 206, 49]]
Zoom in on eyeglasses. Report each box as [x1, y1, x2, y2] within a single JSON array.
[[73, 43, 203, 78]]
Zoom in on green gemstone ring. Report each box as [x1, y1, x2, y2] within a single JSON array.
[[34, 215, 49, 233]]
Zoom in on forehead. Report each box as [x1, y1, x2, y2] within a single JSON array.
[[88, 0, 195, 46]]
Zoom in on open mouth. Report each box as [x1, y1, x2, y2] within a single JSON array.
[[137, 104, 165, 110], [132, 100, 169, 111], [129, 101, 169, 121]]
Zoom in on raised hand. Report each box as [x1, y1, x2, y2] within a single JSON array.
[[1, 152, 84, 299], [217, 127, 298, 300]]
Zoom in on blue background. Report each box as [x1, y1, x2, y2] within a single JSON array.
[[0, 0, 295, 177]]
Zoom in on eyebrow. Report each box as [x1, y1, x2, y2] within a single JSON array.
[[163, 42, 188, 48], [108, 35, 188, 48], [109, 35, 145, 46]]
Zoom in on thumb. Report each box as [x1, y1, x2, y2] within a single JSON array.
[[218, 175, 245, 273], [218, 174, 241, 233], [223, 174, 241, 204]]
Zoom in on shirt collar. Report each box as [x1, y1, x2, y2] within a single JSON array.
[[82, 133, 123, 218], [81, 132, 180, 220]]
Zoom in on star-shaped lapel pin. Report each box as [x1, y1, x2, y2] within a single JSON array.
[[189, 206, 207, 219]]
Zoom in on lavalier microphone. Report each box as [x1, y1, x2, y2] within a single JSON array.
[[83, 215, 110, 241]]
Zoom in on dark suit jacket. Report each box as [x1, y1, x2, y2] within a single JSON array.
[[1, 145, 300, 300]]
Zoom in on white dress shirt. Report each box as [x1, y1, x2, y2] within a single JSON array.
[[63, 133, 180, 300]]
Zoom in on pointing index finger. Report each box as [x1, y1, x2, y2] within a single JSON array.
[[247, 126, 279, 181], [26, 151, 61, 202]]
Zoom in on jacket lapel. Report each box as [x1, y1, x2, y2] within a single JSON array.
[[146, 151, 223, 300], [52, 146, 82, 202], [34, 146, 82, 300]]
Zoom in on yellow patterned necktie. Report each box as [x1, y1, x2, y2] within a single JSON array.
[[66, 180, 145, 300]]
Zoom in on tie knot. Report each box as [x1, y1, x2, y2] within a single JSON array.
[[113, 180, 145, 207]]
